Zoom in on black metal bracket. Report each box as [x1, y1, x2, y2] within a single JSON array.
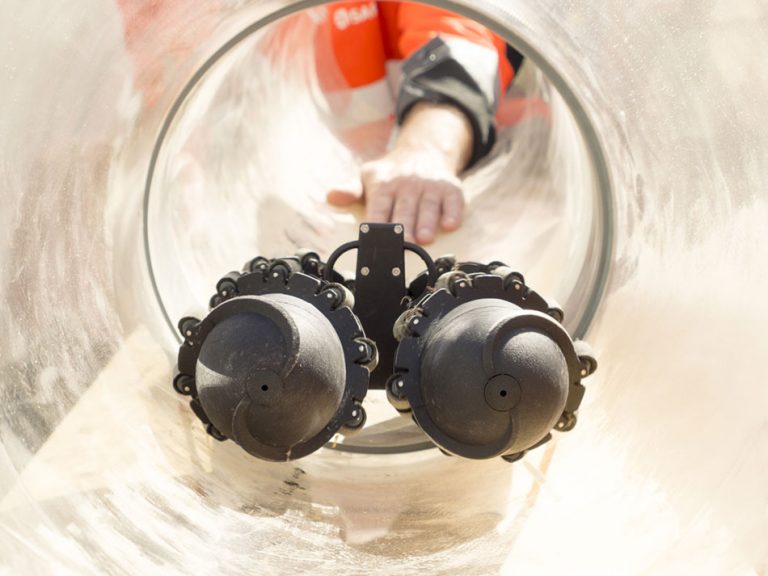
[[324, 223, 436, 389]]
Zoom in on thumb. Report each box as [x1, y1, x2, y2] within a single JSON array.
[[327, 186, 364, 206]]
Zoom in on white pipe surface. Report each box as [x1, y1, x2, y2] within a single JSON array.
[[1, 1, 767, 574]]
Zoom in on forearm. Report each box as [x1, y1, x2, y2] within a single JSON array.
[[396, 35, 502, 167], [394, 101, 474, 175]]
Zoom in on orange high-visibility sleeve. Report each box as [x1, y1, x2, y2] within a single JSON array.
[[325, 1, 388, 88], [378, 2, 514, 91]]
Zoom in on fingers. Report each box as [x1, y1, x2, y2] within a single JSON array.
[[391, 182, 422, 242], [363, 178, 465, 243], [365, 185, 395, 224], [415, 188, 442, 244], [341, 159, 465, 243], [441, 188, 465, 231]]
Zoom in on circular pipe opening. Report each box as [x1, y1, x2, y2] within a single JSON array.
[[143, 0, 614, 454]]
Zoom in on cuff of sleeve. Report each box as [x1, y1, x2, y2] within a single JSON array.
[[396, 36, 499, 169]]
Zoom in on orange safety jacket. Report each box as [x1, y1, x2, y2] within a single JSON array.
[[117, 1, 521, 165], [316, 2, 514, 92], [313, 1, 518, 165]]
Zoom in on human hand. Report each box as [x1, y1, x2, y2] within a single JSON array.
[[326, 145, 465, 245], [326, 102, 473, 245]]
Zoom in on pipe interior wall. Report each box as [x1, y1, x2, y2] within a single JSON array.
[[1, 1, 766, 574]]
